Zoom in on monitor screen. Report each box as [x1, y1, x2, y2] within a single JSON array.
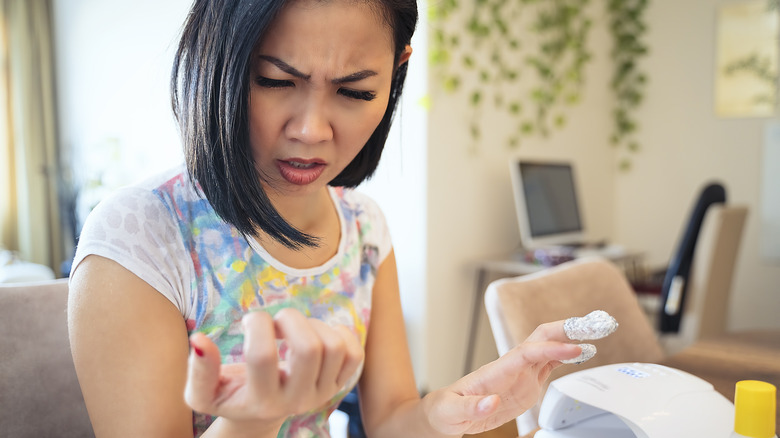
[[509, 160, 585, 248]]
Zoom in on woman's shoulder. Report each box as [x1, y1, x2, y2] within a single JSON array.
[[331, 186, 392, 258], [331, 186, 384, 218], [88, 166, 192, 221], [74, 165, 195, 316], [76, 165, 201, 256]]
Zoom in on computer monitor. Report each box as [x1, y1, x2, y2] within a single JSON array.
[[509, 159, 586, 249]]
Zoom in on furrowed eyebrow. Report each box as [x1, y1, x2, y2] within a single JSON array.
[[258, 55, 310, 80], [331, 70, 377, 85], [257, 55, 377, 85]]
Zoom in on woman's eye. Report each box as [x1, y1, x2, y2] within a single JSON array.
[[255, 77, 293, 88], [338, 88, 376, 101]]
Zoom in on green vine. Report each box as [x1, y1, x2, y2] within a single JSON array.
[[429, 0, 649, 169], [608, 0, 649, 170], [525, 0, 593, 139]]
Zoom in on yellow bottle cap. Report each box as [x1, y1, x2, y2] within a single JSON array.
[[734, 380, 776, 438]]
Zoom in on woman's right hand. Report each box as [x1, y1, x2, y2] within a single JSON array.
[[185, 308, 364, 436]]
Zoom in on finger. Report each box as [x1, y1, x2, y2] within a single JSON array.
[[560, 343, 597, 364], [274, 308, 321, 398], [525, 310, 618, 343], [525, 320, 568, 343], [468, 394, 500, 418], [184, 332, 223, 413], [503, 342, 584, 388], [308, 319, 346, 391], [450, 394, 500, 422], [430, 393, 500, 435], [242, 311, 282, 398], [507, 341, 583, 365], [562, 310, 618, 341], [333, 325, 364, 387]]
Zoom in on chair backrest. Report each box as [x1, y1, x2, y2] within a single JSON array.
[[661, 205, 748, 354], [0, 279, 94, 437], [659, 182, 726, 333], [485, 257, 665, 435]]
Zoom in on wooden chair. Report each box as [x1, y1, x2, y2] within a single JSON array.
[[658, 205, 748, 354], [484, 258, 665, 436], [0, 279, 94, 437]]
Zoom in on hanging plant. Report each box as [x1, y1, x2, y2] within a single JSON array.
[[429, 0, 649, 168], [607, 0, 649, 171]]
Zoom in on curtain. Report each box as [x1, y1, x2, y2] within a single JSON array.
[[0, 0, 62, 272]]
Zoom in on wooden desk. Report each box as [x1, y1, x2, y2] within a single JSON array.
[[661, 330, 780, 433]]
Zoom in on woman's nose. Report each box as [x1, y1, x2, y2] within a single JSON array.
[[285, 95, 334, 145]]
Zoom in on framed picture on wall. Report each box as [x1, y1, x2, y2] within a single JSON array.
[[715, 0, 779, 118], [762, 122, 780, 261]]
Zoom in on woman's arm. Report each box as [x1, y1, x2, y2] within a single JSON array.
[[358, 250, 587, 437], [68, 255, 193, 437], [358, 249, 456, 437], [70, 256, 291, 438], [70, 256, 358, 438]]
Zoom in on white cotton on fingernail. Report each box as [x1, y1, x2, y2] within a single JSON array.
[[563, 310, 619, 341], [561, 343, 597, 364]]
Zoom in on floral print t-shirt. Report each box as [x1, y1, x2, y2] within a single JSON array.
[[72, 165, 392, 437]]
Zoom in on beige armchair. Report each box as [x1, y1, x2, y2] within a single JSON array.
[[484, 258, 665, 436], [0, 279, 94, 437]]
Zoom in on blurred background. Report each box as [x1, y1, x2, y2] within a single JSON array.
[[1, 0, 779, 394]]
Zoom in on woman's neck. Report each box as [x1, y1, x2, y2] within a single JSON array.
[[267, 186, 333, 235], [256, 186, 341, 268]]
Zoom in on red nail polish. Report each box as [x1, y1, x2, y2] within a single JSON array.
[[189, 340, 204, 357]]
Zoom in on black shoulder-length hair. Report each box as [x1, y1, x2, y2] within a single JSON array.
[[171, 0, 418, 249]]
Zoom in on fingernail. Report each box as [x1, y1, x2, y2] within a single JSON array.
[[189, 340, 204, 357], [561, 343, 596, 364], [477, 396, 494, 413]]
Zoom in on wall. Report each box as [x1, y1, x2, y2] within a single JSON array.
[[52, 0, 189, 192], [614, 0, 780, 332], [425, 0, 780, 392], [425, 2, 616, 390]]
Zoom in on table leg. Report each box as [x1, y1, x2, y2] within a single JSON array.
[[464, 267, 488, 376]]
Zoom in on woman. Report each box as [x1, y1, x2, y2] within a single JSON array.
[[68, 0, 602, 437]]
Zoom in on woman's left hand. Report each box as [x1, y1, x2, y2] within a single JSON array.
[[422, 320, 583, 436]]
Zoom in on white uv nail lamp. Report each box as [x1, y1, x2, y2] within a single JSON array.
[[534, 363, 734, 438]]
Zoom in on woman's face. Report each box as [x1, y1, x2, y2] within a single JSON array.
[[249, 0, 404, 198]]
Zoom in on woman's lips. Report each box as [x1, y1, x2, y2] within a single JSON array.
[[276, 159, 326, 185]]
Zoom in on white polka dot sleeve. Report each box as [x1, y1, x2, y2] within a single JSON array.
[[70, 186, 193, 318]]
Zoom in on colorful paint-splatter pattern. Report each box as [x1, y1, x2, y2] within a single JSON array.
[[74, 167, 390, 438]]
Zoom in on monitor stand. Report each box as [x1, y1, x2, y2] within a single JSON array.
[[559, 239, 609, 250], [516, 241, 626, 266], [515, 246, 577, 267]]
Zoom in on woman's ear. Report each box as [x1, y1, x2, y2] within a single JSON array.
[[398, 44, 412, 67]]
